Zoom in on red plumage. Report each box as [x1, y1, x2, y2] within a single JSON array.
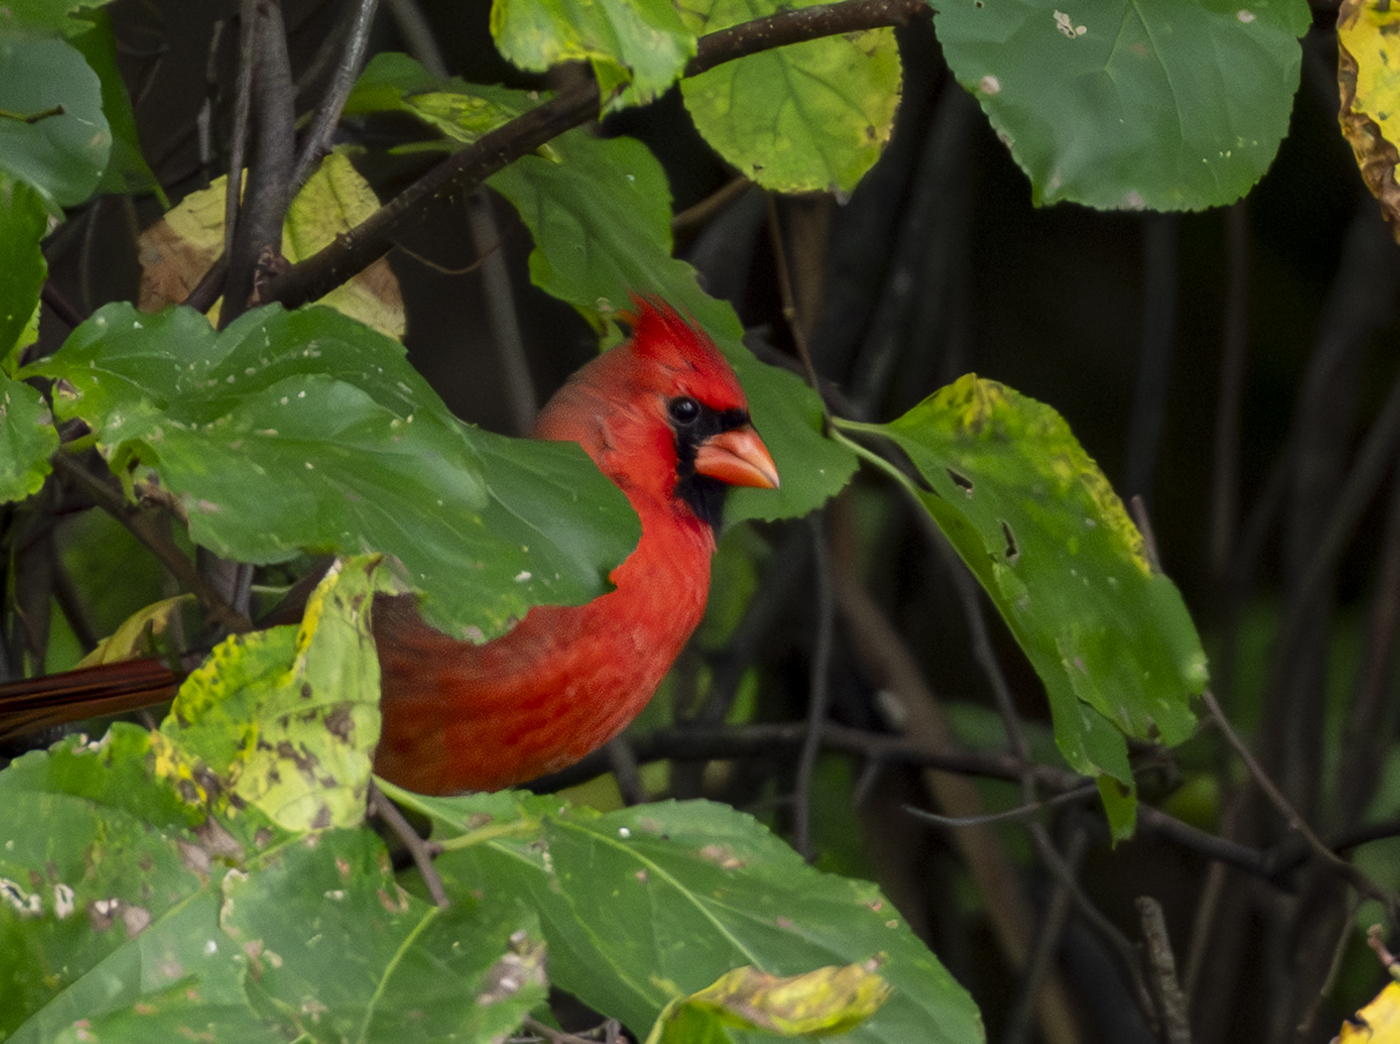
[[0, 301, 779, 795]]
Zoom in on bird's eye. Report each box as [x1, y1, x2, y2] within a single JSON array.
[[669, 397, 700, 425]]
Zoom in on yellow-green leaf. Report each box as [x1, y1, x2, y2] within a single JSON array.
[[656, 960, 893, 1041], [138, 153, 404, 339], [1338, 0, 1400, 240], [678, 0, 900, 195], [77, 594, 193, 666], [161, 556, 387, 831]]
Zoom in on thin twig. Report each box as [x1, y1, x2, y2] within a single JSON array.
[[903, 784, 1100, 828], [384, 0, 448, 76], [519, 1017, 622, 1044], [1003, 828, 1088, 1044], [1367, 923, 1399, 974], [466, 190, 537, 435], [1137, 895, 1193, 1044], [1209, 203, 1250, 576], [604, 737, 647, 806], [368, 780, 448, 908], [224, 0, 257, 259], [1201, 688, 1399, 913], [793, 512, 835, 860], [50, 453, 253, 635], [290, 0, 380, 191], [766, 194, 822, 394]]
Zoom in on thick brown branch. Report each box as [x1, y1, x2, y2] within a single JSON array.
[[262, 0, 929, 311]]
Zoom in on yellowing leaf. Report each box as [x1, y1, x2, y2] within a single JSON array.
[[77, 593, 193, 666], [1338, 0, 1400, 241], [649, 960, 892, 1043], [162, 556, 387, 831], [137, 153, 404, 339], [1335, 981, 1400, 1043]]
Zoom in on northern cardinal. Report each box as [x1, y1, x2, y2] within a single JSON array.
[[0, 301, 778, 794]]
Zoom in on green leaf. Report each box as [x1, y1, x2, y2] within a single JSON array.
[[844, 376, 1207, 838], [67, 10, 165, 203], [0, 36, 109, 208], [24, 302, 641, 640], [1, 566, 545, 1040], [0, 0, 117, 36], [0, 173, 47, 367], [160, 557, 386, 832], [0, 738, 544, 1043], [678, 0, 901, 195], [389, 787, 986, 1044], [490, 0, 695, 108], [930, 0, 1309, 210], [222, 828, 547, 1044], [487, 130, 857, 523], [344, 52, 537, 147], [0, 372, 56, 502]]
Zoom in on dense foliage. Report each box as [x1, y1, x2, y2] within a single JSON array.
[[2, 0, 1396, 1041]]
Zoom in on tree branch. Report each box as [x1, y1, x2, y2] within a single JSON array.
[[261, 0, 929, 311]]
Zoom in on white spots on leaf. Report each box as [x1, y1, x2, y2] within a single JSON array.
[[1123, 190, 1146, 210], [305, 461, 314, 470], [1237, 8, 1254, 20], [618, 826, 631, 838], [979, 75, 1001, 96], [1, 878, 41, 916], [54, 883, 75, 919], [1053, 10, 1087, 36], [515, 571, 532, 583]]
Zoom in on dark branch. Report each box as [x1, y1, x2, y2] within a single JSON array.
[[262, 0, 930, 311]]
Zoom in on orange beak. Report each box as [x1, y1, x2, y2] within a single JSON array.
[[694, 425, 780, 490]]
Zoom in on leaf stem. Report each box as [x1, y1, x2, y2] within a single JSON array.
[[434, 816, 541, 851]]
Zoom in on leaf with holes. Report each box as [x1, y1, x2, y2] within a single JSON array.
[[385, 785, 984, 1044], [843, 376, 1207, 838]]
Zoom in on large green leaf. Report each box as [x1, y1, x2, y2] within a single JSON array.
[[842, 376, 1207, 837], [389, 786, 986, 1044], [24, 303, 641, 640], [488, 130, 858, 523], [67, 11, 164, 202], [930, 0, 1309, 210], [678, 0, 901, 195], [0, 36, 109, 208], [0, 572, 545, 1043], [490, 0, 695, 108]]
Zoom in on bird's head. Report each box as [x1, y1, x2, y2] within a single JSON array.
[[534, 299, 779, 528]]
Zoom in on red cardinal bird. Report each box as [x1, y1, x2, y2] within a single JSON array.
[[0, 301, 779, 794]]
